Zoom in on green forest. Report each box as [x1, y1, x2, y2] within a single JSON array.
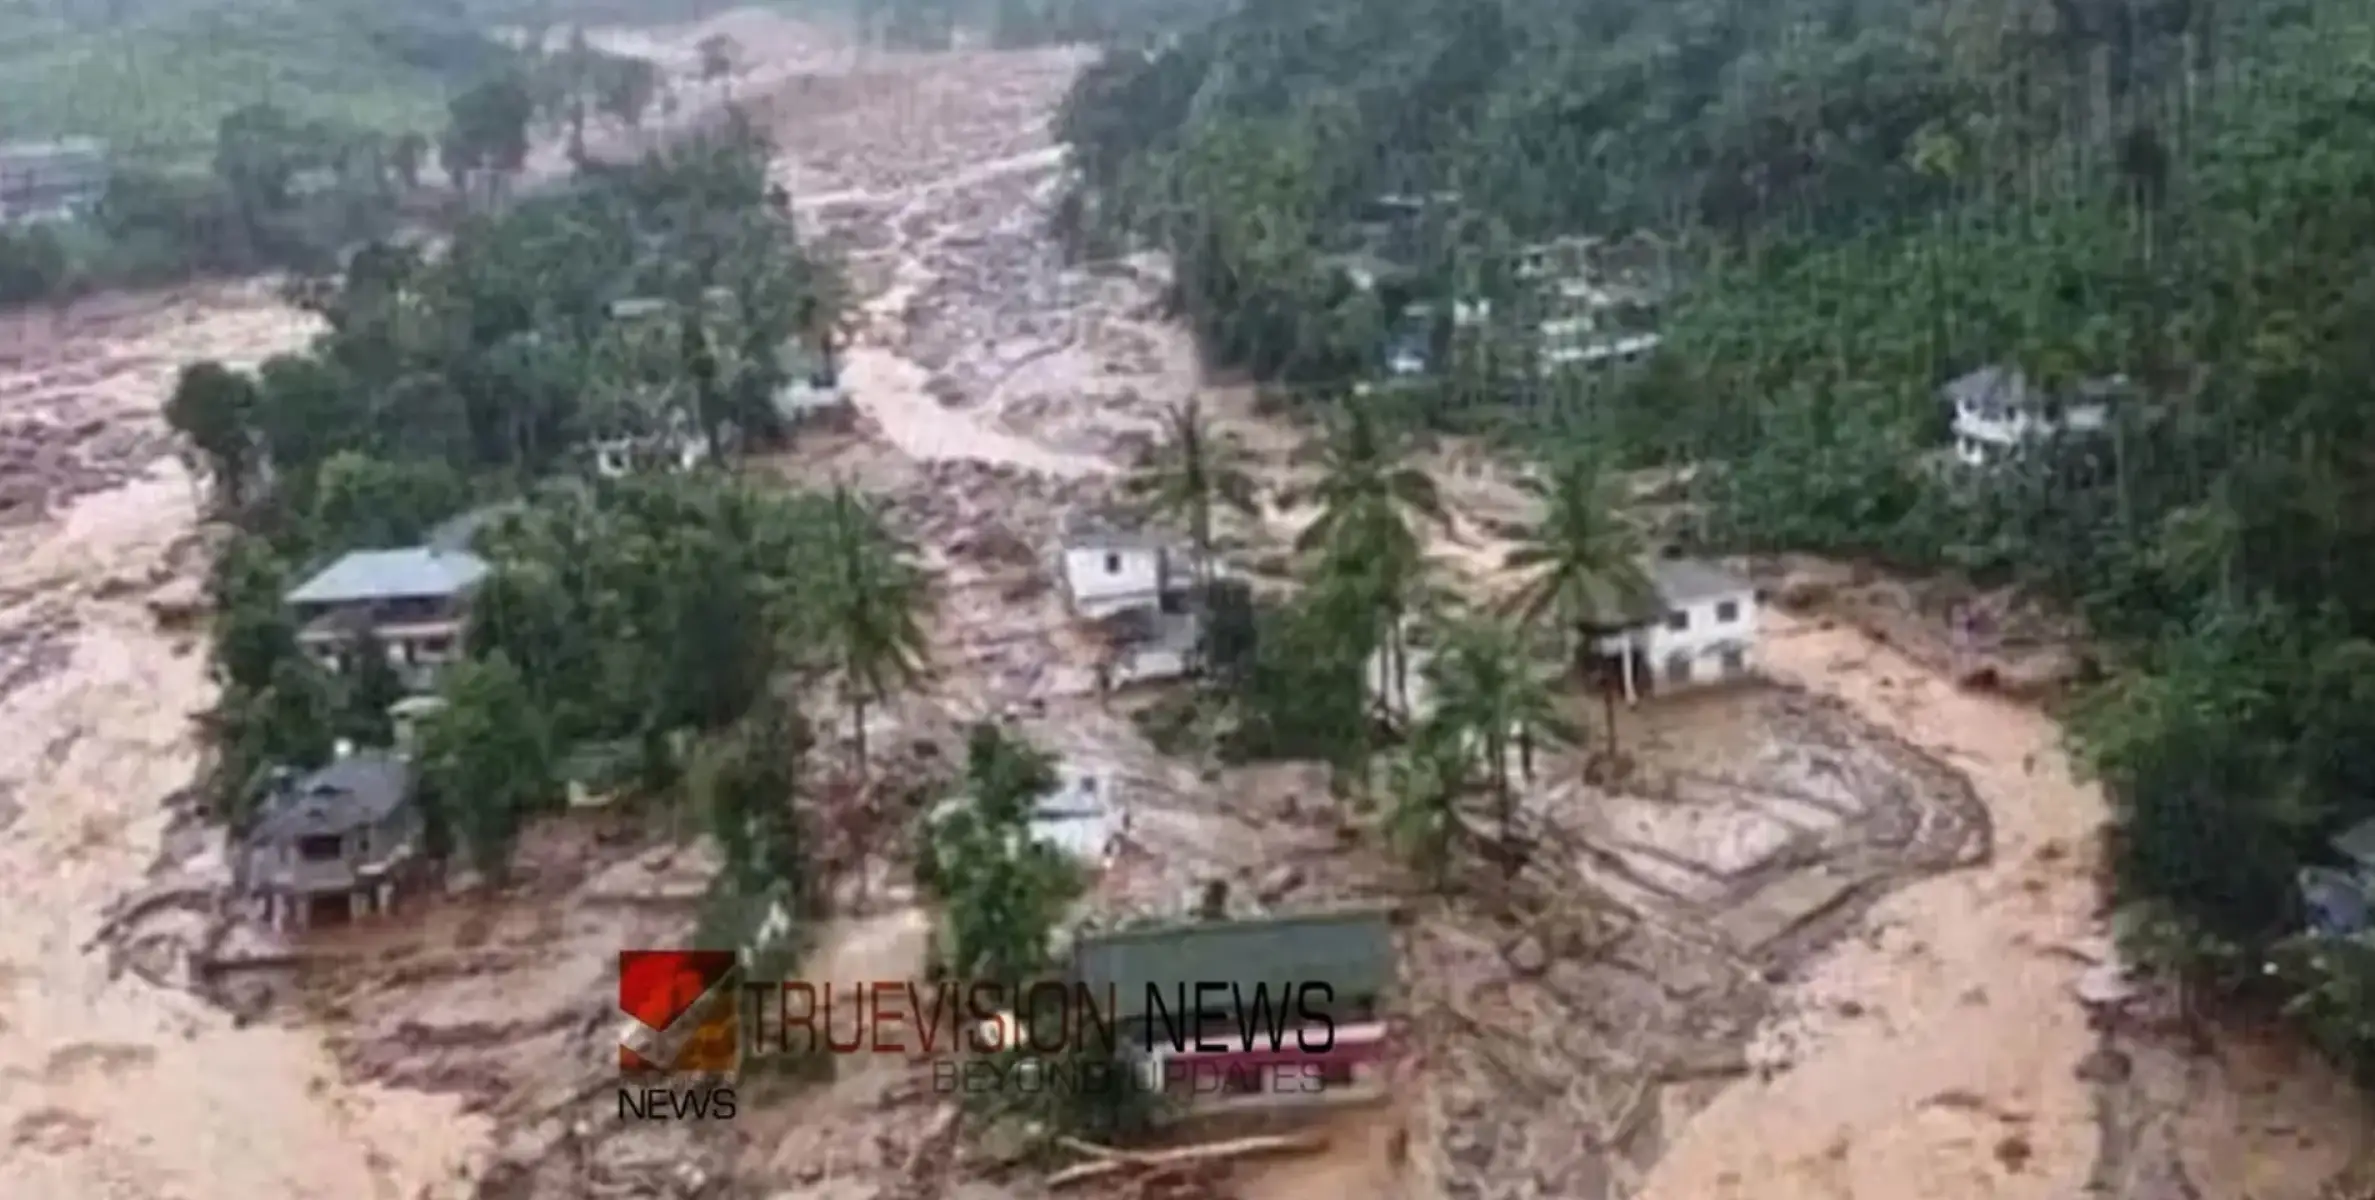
[[163, 117, 963, 968], [0, 22, 666, 304], [1051, 0, 2375, 1079]]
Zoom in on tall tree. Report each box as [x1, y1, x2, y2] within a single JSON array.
[[817, 485, 930, 775], [1420, 615, 1572, 850], [419, 651, 557, 882], [1499, 454, 1656, 750], [1286, 402, 1447, 720], [164, 361, 261, 511], [1124, 397, 1261, 599]]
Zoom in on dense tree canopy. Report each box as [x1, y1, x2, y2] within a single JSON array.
[[1059, 0, 2375, 1078]]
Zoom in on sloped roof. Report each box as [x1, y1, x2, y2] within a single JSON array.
[[1649, 557, 1753, 607], [249, 753, 413, 841], [1063, 510, 1177, 553], [1943, 365, 2126, 411], [286, 547, 489, 606], [1072, 906, 1396, 1022]]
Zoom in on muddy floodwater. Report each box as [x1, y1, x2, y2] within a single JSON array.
[[1, 11, 2370, 1200], [0, 296, 490, 1198]]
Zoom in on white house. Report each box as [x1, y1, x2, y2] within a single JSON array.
[[1059, 513, 1190, 622], [1595, 557, 1760, 701], [591, 429, 711, 477], [1944, 365, 2119, 469]]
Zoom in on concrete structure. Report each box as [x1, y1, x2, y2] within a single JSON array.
[[286, 546, 489, 691], [1095, 606, 1201, 688], [0, 138, 107, 225], [243, 751, 423, 931], [928, 760, 1125, 872], [1061, 512, 1201, 687], [1944, 365, 2119, 469], [591, 427, 711, 477], [1595, 557, 1761, 701], [1060, 512, 1192, 622], [1069, 906, 1396, 1116], [774, 339, 848, 424]]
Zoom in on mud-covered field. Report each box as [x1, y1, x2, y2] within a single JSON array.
[[4, 10, 2371, 1200]]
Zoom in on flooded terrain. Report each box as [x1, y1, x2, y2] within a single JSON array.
[[0, 10, 2369, 1200]]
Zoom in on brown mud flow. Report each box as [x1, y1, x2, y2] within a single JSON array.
[[4, 10, 2371, 1200]]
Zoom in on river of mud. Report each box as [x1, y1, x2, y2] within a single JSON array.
[[1, 11, 2368, 1200]]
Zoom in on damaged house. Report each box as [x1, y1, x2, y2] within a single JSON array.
[[1058, 512, 1202, 688], [241, 749, 424, 932]]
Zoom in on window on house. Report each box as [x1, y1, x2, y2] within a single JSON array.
[[297, 834, 343, 862], [1715, 600, 1740, 623], [1666, 652, 1693, 685], [1721, 646, 1747, 676], [1105, 553, 1122, 574], [418, 635, 453, 657], [1665, 609, 1689, 632]]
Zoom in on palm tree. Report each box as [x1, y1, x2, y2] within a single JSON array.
[[1286, 402, 1449, 720], [1124, 397, 1260, 596], [1421, 616, 1572, 850], [1382, 721, 1466, 890], [1500, 454, 1657, 753], [818, 484, 929, 775]]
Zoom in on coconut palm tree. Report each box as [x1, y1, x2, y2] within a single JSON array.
[[818, 483, 929, 775], [1421, 615, 1573, 850], [1500, 453, 1657, 752], [1286, 402, 1449, 719], [1124, 396, 1261, 595], [1382, 721, 1466, 890]]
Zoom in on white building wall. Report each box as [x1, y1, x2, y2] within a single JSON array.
[[1951, 400, 2109, 468], [1064, 546, 1167, 619], [1598, 588, 1760, 690]]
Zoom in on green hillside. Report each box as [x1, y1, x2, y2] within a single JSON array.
[[0, 0, 512, 160]]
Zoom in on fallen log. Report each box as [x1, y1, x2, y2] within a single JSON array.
[[1048, 1133, 1327, 1190]]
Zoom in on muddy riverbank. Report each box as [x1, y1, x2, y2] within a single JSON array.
[[3, 10, 2370, 1200]]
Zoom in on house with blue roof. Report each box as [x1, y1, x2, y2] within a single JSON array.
[[286, 545, 490, 691]]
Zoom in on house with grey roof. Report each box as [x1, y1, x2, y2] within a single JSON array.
[[286, 546, 490, 692], [1070, 906, 1398, 1115], [1590, 556, 1762, 702], [242, 749, 424, 931], [0, 138, 108, 225], [1944, 365, 2122, 469]]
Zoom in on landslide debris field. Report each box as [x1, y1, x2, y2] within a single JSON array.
[[4, 12, 2371, 1200]]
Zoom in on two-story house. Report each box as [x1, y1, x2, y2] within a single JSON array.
[[1067, 906, 1396, 1119], [0, 138, 108, 225], [242, 750, 424, 931], [1944, 365, 2120, 469], [1596, 557, 1761, 701], [285, 546, 489, 691]]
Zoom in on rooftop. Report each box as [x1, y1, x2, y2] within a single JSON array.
[[249, 753, 414, 842], [1649, 556, 1754, 607], [0, 137, 106, 168], [1096, 607, 1201, 654], [1072, 906, 1397, 1023], [287, 547, 490, 607], [1063, 510, 1178, 553], [1943, 365, 2126, 413], [928, 763, 1122, 866], [2333, 817, 2375, 869]]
